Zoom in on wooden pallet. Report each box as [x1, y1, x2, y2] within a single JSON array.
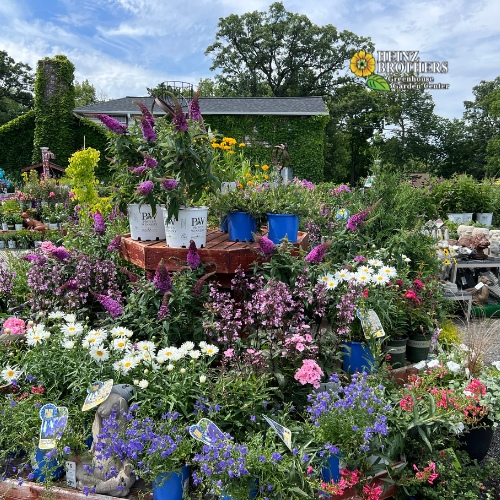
[[120, 229, 309, 286]]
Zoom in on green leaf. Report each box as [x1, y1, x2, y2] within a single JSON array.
[[417, 425, 432, 452], [366, 74, 391, 91]]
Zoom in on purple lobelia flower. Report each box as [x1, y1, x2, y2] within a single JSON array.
[[91, 291, 123, 318], [136, 180, 154, 196], [186, 240, 201, 269], [305, 241, 331, 263], [153, 259, 172, 294], [96, 114, 127, 135], [93, 211, 106, 235]]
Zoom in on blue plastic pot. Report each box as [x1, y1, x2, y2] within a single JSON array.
[[32, 448, 64, 482], [219, 215, 229, 232], [320, 454, 341, 483], [341, 341, 374, 374], [153, 466, 190, 500], [266, 213, 299, 243], [228, 212, 257, 242]]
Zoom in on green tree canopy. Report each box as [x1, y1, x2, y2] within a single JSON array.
[[0, 50, 34, 125], [205, 2, 373, 97], [74, 79, 98, 107]]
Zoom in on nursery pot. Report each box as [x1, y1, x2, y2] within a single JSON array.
[[476, 212, 493, 226], [320, 454, 341, 483], [1, 223, 7, 231], [447, 213, 464, 224], [459, 418, 495, 461], [461, 213, 474, 222], [14, 223, 23, 231], [341, 341, 374, 374], [228, 212, 257, 242], [153, 466, 190, 500], [220, 477, 259, 500], [163, 206, 209, 248], [31, 448, 64, 482], [7, 240, 16, 249], [406, 334, 431, 363], [127, 203, 166, 241], [219, 215, 229, 233], [266, 213, 299, 244], [382, 336, 408, 369], [0, 241, 4, 249]]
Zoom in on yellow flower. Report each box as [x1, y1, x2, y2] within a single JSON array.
[[264, 174, 269, 180], [237, 183, 243, 189], [245, 173, 252, 178], [262, 165, 269, 171], [239, 143, 246, 147], [228, 151, 234, 155], [247, 181, 254, 186], [443, 259, 451, 266], [443, 248, 449, 255], [211, 143, 219, 148], [350, 50, 375, 77]]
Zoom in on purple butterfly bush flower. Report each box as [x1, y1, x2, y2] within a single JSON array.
[[136, 180, 154, 196], [186, 240, 201, 269], [130, 165, 148, 175], [143, 155, 158, 169], [92, 291, 123, 318], [173, 102, 188, 132], [161, 178, 179, 191], [305, 241, 331, 264], [107, 235, 121, 252], [345, 202, 378, 232], [134, 100, 155, 125], [153, 259, 172, 294], [93, 211, 106, 235], [96, 114, 127, 135], [158, 303, 169, 320], [51, 246, 71, 261], [188, 93, 202, 121], [256, 235, 275, 258], [140, 117, 156, 142]]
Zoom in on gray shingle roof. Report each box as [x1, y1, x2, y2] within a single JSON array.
[[74, 96, 328, 116]]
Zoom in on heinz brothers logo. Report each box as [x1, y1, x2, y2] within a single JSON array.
[[350, 50, 449, 91]]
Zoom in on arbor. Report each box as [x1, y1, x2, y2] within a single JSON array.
[[0, 50, 34, 125], [205, 2, 373, 97]]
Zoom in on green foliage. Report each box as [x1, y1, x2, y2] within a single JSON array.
[[64, 147, 100, 206], [206, 114, 328, 182], [73, 116, 109, 179], [32, 54, 75, 168], [74, 79, 98, 107], [0, 110, 35, 181], [206, 1, 373, 97]]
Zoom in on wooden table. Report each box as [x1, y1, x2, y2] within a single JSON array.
[[120, 229, 309, 286]]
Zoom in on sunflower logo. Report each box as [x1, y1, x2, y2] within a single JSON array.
[[350, 50, 390, 91], [350, 51, 375, 77]]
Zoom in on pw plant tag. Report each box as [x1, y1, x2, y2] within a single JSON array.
[[65, 460, 77, 488], [189, 418, 225, 445], [38, 404, 68, 449], [262, 415, 292, 450], [357, 309, 386, 339]]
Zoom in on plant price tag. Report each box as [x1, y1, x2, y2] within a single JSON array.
[[65, 461, 77, 488], [82, 379, 114, 411], [262, 415, 292, 451], [357, 309, 385, 339]]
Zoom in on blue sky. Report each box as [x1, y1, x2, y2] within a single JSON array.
[[1, 0, 499, 119]]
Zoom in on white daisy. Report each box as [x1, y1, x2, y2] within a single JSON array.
[[367, 259, 383, 268], [138, 379, 149, 389], [48, 311, 65, 320], [157, 347, 183, 363], [61, 322, 84, 337], [90, 346, 110, 362], [62, 340, 75, 349], [63, 313, 77, 323], [136, 341, 156, 355], [188, 349, 201, 359], [87, 329, 108, 341], [180, 341, 195, 352], [120, 355, 140, 373], [358, 266, 374, 275], [372, 273, 389, 285], [201, 344, 219, 357], [354, 271, 372, 284], [112, 337, 132, 351], [325, 278, 338, 290], [492, 361, 500, 370], [82, 334, 103, 349], [446, 361, 461, 373], [381, 266, 397, 277], [110, 326, 134, 338], [334, 269, 351, 282], [318, 273, 333, 285], [25, 326, 49, 346], [1, 366, 22, 383], [199, 341, 208, 350]]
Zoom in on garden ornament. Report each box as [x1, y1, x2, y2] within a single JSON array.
[[489, 230, 500, 258], [75, 391, 135, 497], [21, 212, 48, 232], [465, 275, 492, 305], [470, 233, 490, 260]]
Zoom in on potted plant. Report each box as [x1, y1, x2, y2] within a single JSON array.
[[15, 229, 31, 250], [13, 212, 23, 230]]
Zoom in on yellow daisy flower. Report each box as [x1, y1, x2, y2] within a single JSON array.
[[443, 259, 451, 266], [443, 248, 449, 255], [350, 50, 375, 77], [262, 165, 269, 171]]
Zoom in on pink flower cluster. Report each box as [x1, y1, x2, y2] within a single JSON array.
[[294, 359, 323, 388], [3, 317, 26, 335], [284, 332, 317, 355], [413, 461, 439, 484]]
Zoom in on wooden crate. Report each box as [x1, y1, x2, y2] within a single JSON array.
[[120, 229, 309, 286]]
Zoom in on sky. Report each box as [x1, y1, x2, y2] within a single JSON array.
[[1, 0, 499, 120]]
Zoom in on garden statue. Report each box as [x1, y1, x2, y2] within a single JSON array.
[[75, 391, 135, 497], [465, 275, 492, 305], [489, 230, 500, 258], [470, 233, 490, 260], [21, 212, 48, 232]]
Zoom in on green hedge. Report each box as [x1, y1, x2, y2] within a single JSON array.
[[0, 110, 35, 182], [205, 114, 329, 183]]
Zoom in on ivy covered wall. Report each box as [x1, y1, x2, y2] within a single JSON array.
[[0, 110, 35, 182], [205, 114, 329, 183], [32, 55, 75, 167]]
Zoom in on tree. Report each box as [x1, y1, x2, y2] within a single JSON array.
[[74, 79, 99, 107], [0, 50, 34, 125], [205, 2, 373, 97]]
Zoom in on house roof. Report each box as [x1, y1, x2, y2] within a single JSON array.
[[74, 96, 329, 117]]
